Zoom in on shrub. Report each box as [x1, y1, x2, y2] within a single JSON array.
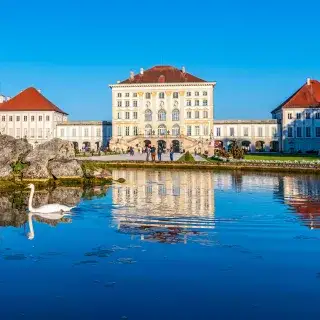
[[230, 145, 244, 159]]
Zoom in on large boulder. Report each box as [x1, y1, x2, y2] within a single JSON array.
[[0, 135, 32, 179], [48, 159, 83, 178], [23, 138, 80, 179]]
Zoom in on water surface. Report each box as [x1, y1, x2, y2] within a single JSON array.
[[1, 170, 320, 319]]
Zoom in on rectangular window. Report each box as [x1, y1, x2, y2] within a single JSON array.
[[203, 91, 208, 96], [125, 93, 129, 97], [45, 128, 50, 138], [96, 128, 101, 137], [125, 126, 130, 136], [187, 111, 192, 119], [84, 128, 89, 137], [117, 126, 122, 136], [133, 100, 138, 107], [187, 92, 191, 97], [39, 116, 42, 121], [117, 112, 121, 119], [23, 116, 27, 122], [1, 116, 5, 121], [31, 116, 34, 122], [316, 127, 320, 137], [306, 127, 311, 137], [216, 127, 221, 137], [186, 100, 191, 106], [133, 126, 138, 136], [195, 111, 199, 119], [133, 112, 138, 119], [133, 93, 137, 97], [296, 113, 301, 120], [16, 116, 20, 121], [316, 113, 320, 119], [173, 92, 179, 99], [230, 128, 235, 137], [288, 127, 293, 137], [125, 112, 130, 119], [187, 126, 192, 136], [117, 101, 122, 107], [288, 113, 292, 119], [159, 92, 165, 99], [195, 126, 200, 136], [258, 127, 263, 137], [195, 100, 199, 106], [145, 93, 151, 99], [60, 129, 64, 137], [297, 127, 302, 137], [117, 93, 122, 98], [9, 116, 13, 122], [24, 128, 28, 137], [244, 127, 249, 137], [72, 128, 76, 137], [125, 101, 130, 107], [46, 115, 50, 121], [272, 127, 277, 137], [16, 128, 20, 138], [195, 92, 199, 96], [203, 125, 209, 136], [38, 128, 42, 138], [203, 100, 208, 106], [306, 113, 311, 119], [30, 128, 35, 138], [203, 111, 208, 118]]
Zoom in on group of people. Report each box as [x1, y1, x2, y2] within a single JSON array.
[[145, 145, 174, 162]]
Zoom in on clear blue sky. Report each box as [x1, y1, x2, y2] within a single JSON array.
[[1, 0, 319, 120]]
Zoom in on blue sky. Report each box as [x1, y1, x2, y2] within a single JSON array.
[[1, 0, 319, 120]]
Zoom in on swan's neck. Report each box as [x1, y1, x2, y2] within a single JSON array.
[[28, 186, 34, 212], [28, 213, 35, 240]]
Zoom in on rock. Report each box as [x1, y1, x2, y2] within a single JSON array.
[[48, 160, 83, 179], [0, 135, 32, 179]]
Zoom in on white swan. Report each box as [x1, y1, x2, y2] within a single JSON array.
[[27, 212, 71, 240], [27, 183, 76, 213]]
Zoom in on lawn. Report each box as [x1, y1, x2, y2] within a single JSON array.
[[244, 153, 320, 161]]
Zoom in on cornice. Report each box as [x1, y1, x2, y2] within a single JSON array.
[[109, 82, 216, 89]]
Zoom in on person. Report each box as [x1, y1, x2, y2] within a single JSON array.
[[151, 145, 156, 162], [170, 147, 174, 161], [146, 146, 151, 161], [157, 146, 162, 161]]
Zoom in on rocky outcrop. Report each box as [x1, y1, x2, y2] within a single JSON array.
[[23, 138, 82, 179], [0, 135, 32, 179], [83, 166, 112, 179]]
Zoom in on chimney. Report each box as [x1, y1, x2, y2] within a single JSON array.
[[0, 95, 5, 104], [117, 80, 120, 84], [182, 66, 186, 73], [130, 71, 134, 80], [6, 96, 11, 101], [307, 78, 311, 86], [140, 68, 144, 75], [38, 89, 41, 93]]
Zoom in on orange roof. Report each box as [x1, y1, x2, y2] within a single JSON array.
[[120, 65, 207, 84], [272, 79, 320, 113], [0, 87, 68, 114]]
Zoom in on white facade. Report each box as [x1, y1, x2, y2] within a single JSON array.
[[56, 121, 112, 151]]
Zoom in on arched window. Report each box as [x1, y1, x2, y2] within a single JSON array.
[[158, 124, 167, 136], [145, 109, 152, 121], [145, 125, 152, 137], [158, 109, 166, 121], [172, 109, 180, 121], [172, 124, 180, 136]]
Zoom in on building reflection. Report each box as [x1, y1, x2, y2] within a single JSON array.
[[112, 169, 215, 243]]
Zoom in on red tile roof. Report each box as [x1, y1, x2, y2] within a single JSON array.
[[120, 65, 207, 84], [0, 87, 68, 114], [272, 79, 320, 113]]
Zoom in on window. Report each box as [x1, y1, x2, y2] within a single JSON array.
[[195, 111, 199, 119], [24, 128, 28, 137], [158, 110, 166, 121], [23, 116, 27, 122], [288, 127, 293, 137], [172, 124, 180, 136], [117, 126, 122, 136], [133, 112, 138, 119], [133, 93, 137, 97], [145, 125, 152, 136], [186, 100, 191, 106], [288, 113, 292, 119], [306, 126, 311, 137], [187, 126, 192, 136], [203, 125, 209, 136], [30, 128, 35, 138], [117, 112, 121, 119], [203, 111, 208, 118], [306, 112, 311, 119], [16, 128, 20, 138], [72, 128, 77, 137], [172, 109, 180, 121], [195, 100, 199, 106], [117, 93, 122, 98], [230, 128, 235, 137], [195, 91, 199, 96], [125, 93, 129, 97], [133, 100, 138, 107], [187, 91, 191, 97], [125, 101, 130, 107], [296, 113, 301, 120], [258, 127, 263, 137], [125, 127, 130, 136], [158, 124, 166, 136], [133, 126, 138, 136], [173, 92, 178, 99], [16, 116, 20, 121], [84, 128, 89, 137], [297, 127, 302, 137], [9, 116, 13, 122], [31, 116, 34, 122], [60, 129, 65, 137], [145, 92, 151, 99], [195, 126, 200, 135], [159, 92, 165, 99], [216, 127, 221, 137], [96, 128, 101, 137], [203, 100, 208, 106], [272, 127, 277, 137], [39, 116, 42, 121], [316, 127, 320, 137], [187, 111, 192, 119], [125, 112, 130, 119], [145, 109, 152, 121], [117, 101, 122, 107], [316, 113, 320, 119], [46, 129, 50, 138], [244, 127, 249, 137], [46, 115, 50, 121], [203, 91, 208, 96], [38, 128, 42, 138]]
